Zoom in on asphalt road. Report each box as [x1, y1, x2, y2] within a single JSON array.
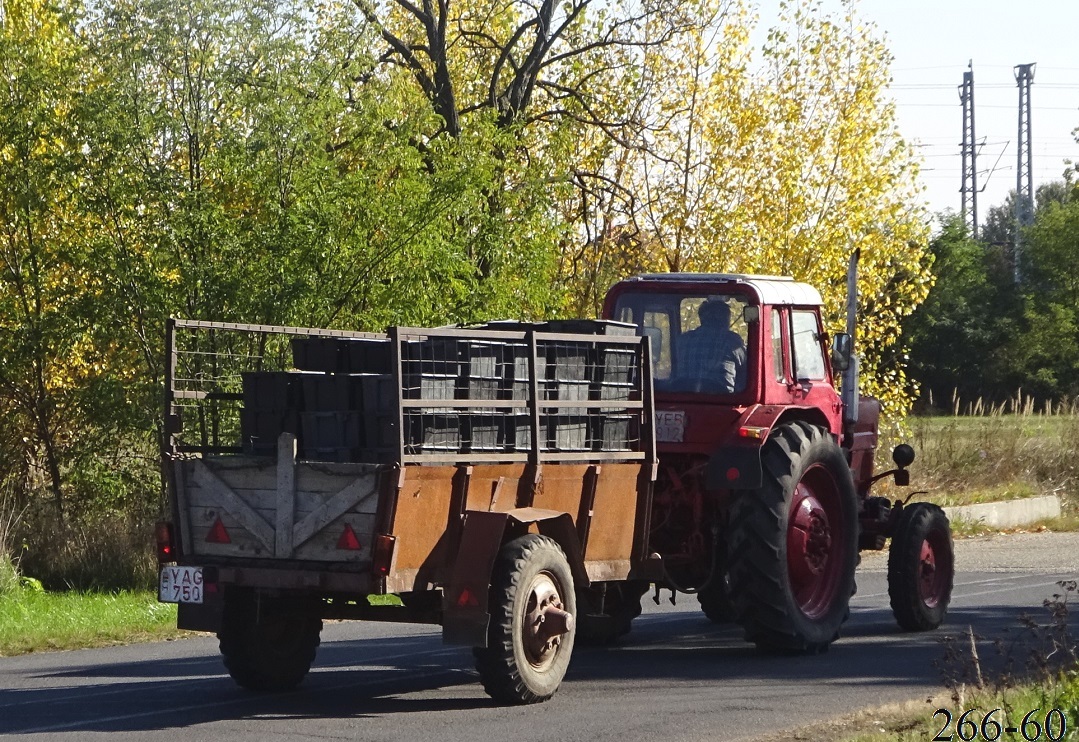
[[0, 532, 1075, 742]]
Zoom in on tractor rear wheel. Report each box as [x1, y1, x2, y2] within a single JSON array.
[[576, 580, 648, 644], [727, 422, 858, 653], [888, 502, 954, 631], [218, 589, 322, 692], [473, 535, 576, 704]]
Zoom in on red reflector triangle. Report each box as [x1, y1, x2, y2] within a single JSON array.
[[457, 588, 479, 607], [336, 523, 362, 551], [206, 518, 231, 544]]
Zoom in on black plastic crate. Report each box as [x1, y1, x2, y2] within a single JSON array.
[[364, 413, 398, 450], [545, 415, 589, 451], [300, 373, 360, 412], [402, 337, 462, 376], [544, 346, 589, 382], [593, 414, 636, 452], [507, 414, 532, 450], [542, 319, 637, 337], [291, 337, 341, 373], [595, 381, 635, 402], [339, 338, 392, 374], [241, 372, 297, 410], [299, 411, 361, 459], [240, 409, 298, 455], [358, 374, 395, 414], [594, 346, 637, 385], [406, 412, 461, 452], [403, 372, 457, 401]]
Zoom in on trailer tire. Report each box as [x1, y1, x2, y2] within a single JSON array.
[[576, 581, 648, 644], [888, 502, 954, 631], [474, 535, 576, 704], [218, 590, 322, 692], [727, 422, 858, 653]]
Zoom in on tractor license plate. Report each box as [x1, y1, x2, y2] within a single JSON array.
[[655, 410, 686, 443], [158, 566, 203, 604]]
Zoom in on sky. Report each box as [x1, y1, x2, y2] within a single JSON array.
[[758, 0, 1079, 225]]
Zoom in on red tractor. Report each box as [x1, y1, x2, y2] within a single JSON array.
[[591, 256, 954, 652]]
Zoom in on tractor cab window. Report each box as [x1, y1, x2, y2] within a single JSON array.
[[791, 310, 827, 381], [614, 293, 750, 394]]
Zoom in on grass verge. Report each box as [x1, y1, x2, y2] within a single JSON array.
[[0, 587, 184, 656]]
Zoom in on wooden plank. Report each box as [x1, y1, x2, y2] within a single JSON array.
[[275, 434, 297, 558], [186, 506, 272, 558], [292, 474, 380, 550], [293, 513, 376, 562], [184, 484, 378, 519], [189, 461, 276, 552]]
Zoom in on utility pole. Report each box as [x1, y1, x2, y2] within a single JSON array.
[[958, 61, 978, 239], [1014, 62, 1036, 282]]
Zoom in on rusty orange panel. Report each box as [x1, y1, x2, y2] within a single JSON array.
[[389, 466, 457, 584], [530, 464, 589, 523], [464, 464, 529, 513], [585, 463, 642, 562]]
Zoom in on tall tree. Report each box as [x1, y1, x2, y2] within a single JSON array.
[[0, 0, 101, 520]]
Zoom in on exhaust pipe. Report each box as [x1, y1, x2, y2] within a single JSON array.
[[841, 249, 860, 428]]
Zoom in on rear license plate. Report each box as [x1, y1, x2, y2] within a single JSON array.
[[159, 566, 203, 604], [655, 410, 686, 443]]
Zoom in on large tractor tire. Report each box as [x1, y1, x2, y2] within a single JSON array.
[[576, 580, 648, 644], [474, 535, 577, 704], [218, 589, 322, 692], [888, 502, 954, 631], [727, 422, 859, 653]]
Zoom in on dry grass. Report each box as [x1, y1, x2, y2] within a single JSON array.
[[888, 391, 1079, 531]]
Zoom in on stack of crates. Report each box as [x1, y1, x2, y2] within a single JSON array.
[[240, 372, 299, 456], [236, 336, 397, 463], [240, 324, 642, 462]]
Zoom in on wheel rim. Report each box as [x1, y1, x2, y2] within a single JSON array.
[[786, 463, 846, 619], [918, 526, 952, 608], [522, 570, 568, 671]]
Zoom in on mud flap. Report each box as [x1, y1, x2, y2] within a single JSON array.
[[441, 511, 507, 647], [705, 445, 763, 489], [441, 509, 586, 647]]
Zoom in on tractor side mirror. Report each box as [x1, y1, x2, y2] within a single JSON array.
[[742, 306, 760, 324], [831, 332, 852, 372]]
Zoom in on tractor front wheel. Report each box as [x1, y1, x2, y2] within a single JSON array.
[[474, 535, 576, 704], [727, 422, 858, 653], [888, 502, 954, 631]]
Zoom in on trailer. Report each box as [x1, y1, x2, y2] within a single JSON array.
[[158, 319, 657, 703]]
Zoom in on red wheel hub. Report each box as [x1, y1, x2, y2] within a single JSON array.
[[786, 464, 846, 619], [918, 529, 951, 608]]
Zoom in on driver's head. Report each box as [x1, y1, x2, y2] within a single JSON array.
[[698, 298, 731, 328]]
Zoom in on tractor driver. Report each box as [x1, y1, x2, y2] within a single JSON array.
[[677, 297, 746, 393]]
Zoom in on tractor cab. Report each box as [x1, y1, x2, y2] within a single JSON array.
[[602, 273, 844, 461]]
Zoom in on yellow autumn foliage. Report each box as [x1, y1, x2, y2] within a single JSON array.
[[559, 0, 931, 421]]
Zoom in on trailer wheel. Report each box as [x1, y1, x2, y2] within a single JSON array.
[[888, 502, 954, 631], [474, 535, 576, 704], [727, 422, 858, 653], [576, 580, 648, 644], [218, 590, 322, 692]]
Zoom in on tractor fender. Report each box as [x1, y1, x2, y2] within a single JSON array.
[[704, 404, 832, 490], [441, 508, 586, 647]]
